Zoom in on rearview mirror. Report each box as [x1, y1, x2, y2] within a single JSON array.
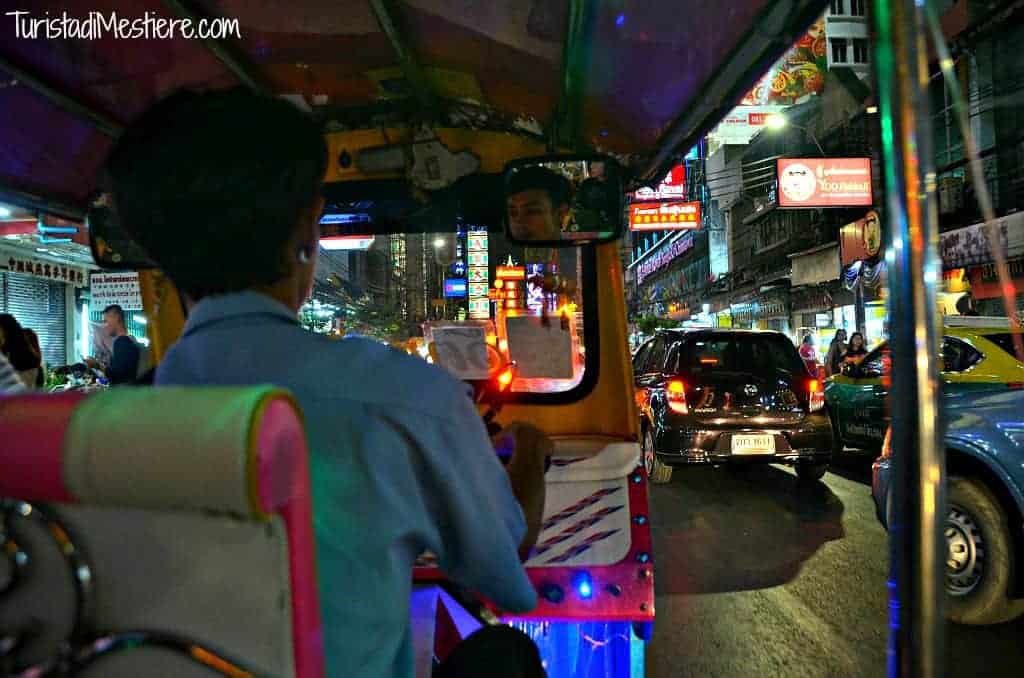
[[87, 192, 158, 270], [503, 155, 624, 247]]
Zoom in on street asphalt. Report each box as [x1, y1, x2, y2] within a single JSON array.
[[645, 455, 1024, 677]]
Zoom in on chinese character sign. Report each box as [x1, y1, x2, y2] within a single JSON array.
[[629, 201, 701, 231]]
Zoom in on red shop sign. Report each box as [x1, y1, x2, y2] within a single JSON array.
[[777, 157, 873, 208], [629, 201, 701, 232]]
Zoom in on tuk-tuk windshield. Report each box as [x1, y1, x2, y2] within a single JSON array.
[[314, 178, 593, 398]]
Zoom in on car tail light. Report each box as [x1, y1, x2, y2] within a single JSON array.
[[1008, 382, 1024, 390], [667, 379, 688, 414], [497, 366, 515, 391], [807, 378, 825, 412]]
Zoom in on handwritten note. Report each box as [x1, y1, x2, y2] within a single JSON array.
[[505, 316, 573, 379]]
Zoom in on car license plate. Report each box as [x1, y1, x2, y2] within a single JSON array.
[[731, 434, 775, 454]]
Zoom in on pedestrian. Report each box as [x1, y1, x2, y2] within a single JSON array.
[[824, 329, 848, 377], [843, 332, 868, 365], [23, 328, 45, 388], [0, 351, 26, 394], [799, 334, 818, 375], [0, 314, 41, 389], [84, 304, 142, 384]]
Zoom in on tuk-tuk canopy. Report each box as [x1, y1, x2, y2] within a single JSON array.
[[0, 0, 826, 217]]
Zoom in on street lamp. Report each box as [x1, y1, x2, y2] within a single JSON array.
[[764, 114, 825, 156], [433, 237, 446, 249]]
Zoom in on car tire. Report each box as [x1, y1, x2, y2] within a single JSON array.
[[643, 427, 673, 484], [795, 461, 829, 483], [946, 476, 1024, 625]]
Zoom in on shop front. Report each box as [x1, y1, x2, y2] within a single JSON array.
[[967, 257, 1024, 318], [1, 248, 90, 368], [940, 212, 1024, 318], [789, 242, 842, 345]]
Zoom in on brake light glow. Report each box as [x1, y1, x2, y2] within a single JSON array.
[[699, 358, 719, 365], [1008, 382, 1024, 390], [807, 378, 825, 412], [667, 379, 688, 414], [498, 367, 515, 390]]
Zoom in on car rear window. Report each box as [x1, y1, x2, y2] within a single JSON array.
[[673, 333, 805, 375], [984, 333, 1024, 361]]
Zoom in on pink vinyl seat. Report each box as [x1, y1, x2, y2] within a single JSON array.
[[0, 387, 323, 677]]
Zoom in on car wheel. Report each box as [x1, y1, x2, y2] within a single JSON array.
[[795, 461, 829, 483], [946, 476, 1024, 625], [643, 427, 673, 484]]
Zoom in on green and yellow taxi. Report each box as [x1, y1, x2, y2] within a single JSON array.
[[825, 321, 1024, 451]]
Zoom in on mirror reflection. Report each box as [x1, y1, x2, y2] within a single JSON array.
[[504, 157, 622, 245]]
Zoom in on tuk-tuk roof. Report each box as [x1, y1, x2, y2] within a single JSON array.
[[0, 0, 827, 217]]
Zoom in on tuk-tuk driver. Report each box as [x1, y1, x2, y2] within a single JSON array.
[[105, 88, 548, 678], [506, 166, 572, 241]]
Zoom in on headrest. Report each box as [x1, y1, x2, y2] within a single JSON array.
[[0, 387, 305, 519]]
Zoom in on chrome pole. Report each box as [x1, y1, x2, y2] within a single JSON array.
[[873, 1, 947, 677]]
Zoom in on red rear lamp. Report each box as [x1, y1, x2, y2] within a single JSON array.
[[666, 379, 688, 414], [807, 378, 825, 412]]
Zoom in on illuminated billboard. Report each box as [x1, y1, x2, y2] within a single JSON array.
[[632, 164, 686, 202], [443, 278, 468, 298], [629, 201, 701, 231], [777, 158, 872, 208]]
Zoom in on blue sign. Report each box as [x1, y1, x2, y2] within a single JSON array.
[[444, 278, 468, 298], [451, 260, 467, 277]]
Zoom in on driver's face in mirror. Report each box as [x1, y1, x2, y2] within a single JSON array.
[[506, 166, 571, 242]]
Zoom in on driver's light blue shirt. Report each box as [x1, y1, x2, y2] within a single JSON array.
[[155, 291, 536, 677]]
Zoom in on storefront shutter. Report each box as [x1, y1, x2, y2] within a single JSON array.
[[1, 272, 67, 367]]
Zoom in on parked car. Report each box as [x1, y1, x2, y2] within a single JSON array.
[[872, 388, 1024, 625], [632, 329, 833, 484], [826, 324, 1024, 452]]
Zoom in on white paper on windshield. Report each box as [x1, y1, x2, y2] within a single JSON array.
[[429, 325, 490, 380], [505, 315, 573, 379]]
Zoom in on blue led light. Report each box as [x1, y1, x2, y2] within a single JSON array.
[[573, 572, 593, 599], [615, 14, 626, 26]]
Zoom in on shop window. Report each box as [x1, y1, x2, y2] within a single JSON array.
[[853, 39, 869, 64], [831, 38, 849, 64]]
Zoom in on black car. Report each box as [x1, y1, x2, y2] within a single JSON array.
[[633, 329, 834, 484]]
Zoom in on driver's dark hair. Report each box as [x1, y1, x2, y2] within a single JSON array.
[[507, 166, 572, 208], [105, 87, 327, 299]]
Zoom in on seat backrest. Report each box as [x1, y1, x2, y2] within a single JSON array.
[[0, 387, 322, 678]]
